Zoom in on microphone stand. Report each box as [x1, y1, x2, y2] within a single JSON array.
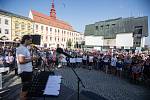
[[67, 58, 85, 100], [56, 48, 85, 100]]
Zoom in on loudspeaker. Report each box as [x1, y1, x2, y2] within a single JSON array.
[[31, 35, 41, 45]]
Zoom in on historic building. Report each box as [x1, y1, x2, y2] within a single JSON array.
[[0, 9, 12, 41], [84, 16, 148, 49], [0, 9, 33, 42], [11, 14, 33, 41], [29, 0, 82, 48]]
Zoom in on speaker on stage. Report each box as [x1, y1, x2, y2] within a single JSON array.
[[31, 35, 41, 45]]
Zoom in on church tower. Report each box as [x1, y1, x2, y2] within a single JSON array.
[[50, 0, 56, 19]]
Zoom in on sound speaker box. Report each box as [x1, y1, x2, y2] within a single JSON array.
[[31, 35, 41, 45]]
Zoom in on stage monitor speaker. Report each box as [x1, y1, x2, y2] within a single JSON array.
[[31, 35, 41, 45]]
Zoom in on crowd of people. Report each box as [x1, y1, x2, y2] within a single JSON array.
[[0, 43, 149, 84], [0, 36, 150, 99], [41, 48, 150, 85], [0, 46, 16, 72], [0, 43, 150, 86]]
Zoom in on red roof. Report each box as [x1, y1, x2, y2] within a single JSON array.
[[31, 10, 74, 31]]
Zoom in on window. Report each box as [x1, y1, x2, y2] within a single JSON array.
[[112, 24, 116, 26], [55, 29, 57, 33], [135, 26, 143, 29], [100, 25, 104, 30], [15, 23, 19, 29], [22, 32, 25, 35], [5, 19, 8, 25], [46, 27, 48, 31], [134, 42, 136, 45], [28, 25, 31, 30], [106, 25, 109, 29], [5, 29, 9, 34], [36, 25, 38, 30], [21, 23, 25, 30], [41, 26, 43, 31], [50, 37, 52, 41], [50, 28, 52, 32], [46, 36, 48, 40], [0, 28, 1, 33], [95, 26, 99, 30]]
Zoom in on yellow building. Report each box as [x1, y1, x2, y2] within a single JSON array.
[[11, 14, 33, 41], [0, 9, 33, 42]]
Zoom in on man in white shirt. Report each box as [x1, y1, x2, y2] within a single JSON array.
[[16, 35, 37, 100], [88, 54, 93, 70], [82, 54, 87, 65]]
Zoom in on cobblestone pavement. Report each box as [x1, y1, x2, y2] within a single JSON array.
[[54, 67, 150, 100], [1, 67, 150, 100]]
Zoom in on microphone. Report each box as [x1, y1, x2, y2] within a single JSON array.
[[56, 48, 73, 58], [31, 44, 40, 50]]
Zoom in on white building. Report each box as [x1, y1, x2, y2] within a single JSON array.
[[29, 1, 83, 49], [85, 32, 146, 50], [0, 11, 11, 41]]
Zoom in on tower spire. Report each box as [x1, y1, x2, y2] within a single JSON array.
[[50, 0, 56, 19]]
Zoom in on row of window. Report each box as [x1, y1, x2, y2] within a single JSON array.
[[0, 18, 9, 25], [15, 23, 32, 30], [0, 28, 9, 34], [95, 24, 116, 30], [35, 24, 79, 36], [43, 36, 78, 42], [133, 42, 141, 45]]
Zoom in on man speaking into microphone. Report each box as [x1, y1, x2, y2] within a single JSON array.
[[16, 35, 38, 100]]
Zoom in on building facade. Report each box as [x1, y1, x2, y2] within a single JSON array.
[[29, 1, 82, 48], [0, 9, 33, 42], [11, 15, 33, 41], [84, 16, 148, 49], [0, 10, 11, 41]]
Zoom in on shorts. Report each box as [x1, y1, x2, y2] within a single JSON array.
[[19, 72, 33, 91]]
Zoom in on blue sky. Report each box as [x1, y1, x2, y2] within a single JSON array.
[[0, 0, 150, 33]]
